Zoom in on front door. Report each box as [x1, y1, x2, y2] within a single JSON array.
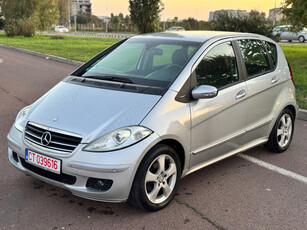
[[189, 41, 248, 168]]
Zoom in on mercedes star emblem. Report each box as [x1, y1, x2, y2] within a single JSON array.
[[41, 131, 52, 146]]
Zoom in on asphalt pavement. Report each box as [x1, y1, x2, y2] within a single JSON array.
[[0, 47, 306, 230]]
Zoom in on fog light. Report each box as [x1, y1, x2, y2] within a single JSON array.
[[96, 180, 104, 189], [86, 177, 113, 191]]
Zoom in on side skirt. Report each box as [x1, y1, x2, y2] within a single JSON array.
[[183, 137, 268, 177]]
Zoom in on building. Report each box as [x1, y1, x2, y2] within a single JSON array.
[[208, 12, 215, 21], [72, 0, 92, 15], [268, 8, 283, 24], [208, 10, 249, 21]]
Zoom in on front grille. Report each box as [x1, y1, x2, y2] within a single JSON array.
[[25, 122, 82, 153], [20, 158, 76, 185]]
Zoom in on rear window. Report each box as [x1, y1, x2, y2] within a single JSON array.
[[265, 41, 278, 67], [237, 39, 271, 77]]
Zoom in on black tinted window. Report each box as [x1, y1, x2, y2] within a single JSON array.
[[195, 42, 239, 88], [265, 41, 278, 66], [237, 39, 271, 77]]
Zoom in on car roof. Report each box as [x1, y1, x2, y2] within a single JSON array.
[[134, 30, 265, 43], [275, 25, 292, 28]]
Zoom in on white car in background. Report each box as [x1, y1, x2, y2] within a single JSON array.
[[166, 26, 185, 31], [273, 25, 307, 43], [55, 25, 69, 33]]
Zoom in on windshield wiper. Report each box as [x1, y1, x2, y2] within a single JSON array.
[[83, 75, 133, 84]]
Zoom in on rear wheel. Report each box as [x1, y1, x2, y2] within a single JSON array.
[[128, 144, 181, 211], [265, 108, 294, 153], [298, 36, 305, 43]]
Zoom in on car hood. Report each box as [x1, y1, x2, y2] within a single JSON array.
[[28, 81, 161, 143]]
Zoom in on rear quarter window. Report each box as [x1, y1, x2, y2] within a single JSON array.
[[265, 41, 278, 67], [237, 39, 271, 78]]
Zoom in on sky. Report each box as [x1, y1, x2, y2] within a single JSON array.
[[91, 0, 284, 21]]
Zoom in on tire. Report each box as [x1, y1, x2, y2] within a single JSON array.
[[264, 108, 294, 153], [298, 36, 305, 43], [128, 144, 181, 211]]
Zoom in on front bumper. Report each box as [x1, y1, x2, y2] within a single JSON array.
[[7, 125, 160, 202]]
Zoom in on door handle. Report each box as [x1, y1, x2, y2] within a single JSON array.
[[235, 90, 246, 100], [271, 76, 279, 84]]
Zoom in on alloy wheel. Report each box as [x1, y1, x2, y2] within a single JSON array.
[[277, 114, 292, 148], [144, 154, 177, 204]]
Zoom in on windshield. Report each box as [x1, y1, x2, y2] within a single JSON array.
[[82, 38, 201, 88]]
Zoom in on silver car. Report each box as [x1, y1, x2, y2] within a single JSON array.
[[8, 31, 298, 211], [272, 25, 307, 43]]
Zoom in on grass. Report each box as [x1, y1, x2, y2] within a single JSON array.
[[280, 44, 307, 109], [0, 33, 306, 109], [0, 33, 120, 62]]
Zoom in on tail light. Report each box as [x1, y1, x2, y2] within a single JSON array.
[[287, 61, 294, 85]]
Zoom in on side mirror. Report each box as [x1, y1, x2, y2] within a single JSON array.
[[191, 85, 218, 99]]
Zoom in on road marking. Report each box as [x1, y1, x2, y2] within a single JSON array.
[[0, 58, 3, 63], [238, 153, 307, 185]]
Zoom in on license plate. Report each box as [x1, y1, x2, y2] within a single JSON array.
[[25, 149, 61, 174]]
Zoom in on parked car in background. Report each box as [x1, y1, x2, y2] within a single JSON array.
[[166, 26, 185, 31], [272, 25, 307, 43], [8, 31, 297, 211], [55, 25, 69, 33]]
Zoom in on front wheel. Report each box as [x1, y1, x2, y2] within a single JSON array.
[[128, 144, 181, 211], [265, 108, 294, 153]]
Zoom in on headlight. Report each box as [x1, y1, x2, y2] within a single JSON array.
[[83, 126, 153, 152], [14, 105, 31, 132]]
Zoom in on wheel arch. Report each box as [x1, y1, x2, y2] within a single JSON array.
[[158, 139, 186, 173], [284, 104, 297, 120]]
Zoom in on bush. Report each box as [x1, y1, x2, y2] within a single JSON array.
[[4, 19, 21, 37], [20, 18, 36, 37], [50, 35, 65, 40]]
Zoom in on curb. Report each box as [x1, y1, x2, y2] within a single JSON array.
[[0, 43, 84, 66], [298, 109, 307, 121], [43, 32, 135, 39]]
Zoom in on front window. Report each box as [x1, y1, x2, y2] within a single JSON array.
[[195, 41, 239, 88], [81, 38, 201, 88]]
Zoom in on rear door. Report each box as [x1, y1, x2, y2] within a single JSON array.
[[235, 39, 281, 140], [189, 40, 248, 168]]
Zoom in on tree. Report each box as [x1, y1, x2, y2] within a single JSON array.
[[212, 11, 276, 39], [0, 12, 4, 30], [129, 0, 164, 34], [111, 15, 120, 31], [75, 10, 91, 24], [58, 0, 71, 26], [34, 0, 59, 31], [281, 0, 307, 31], [183, 18, 198, 30], [2, 0, 59, 36]]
